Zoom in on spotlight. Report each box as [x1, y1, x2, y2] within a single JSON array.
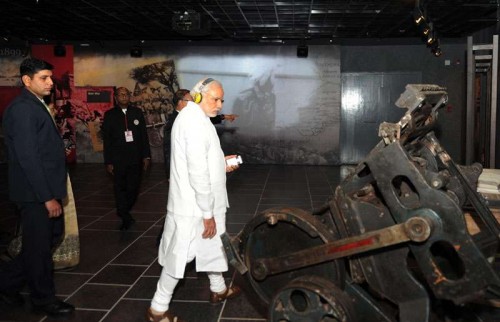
[[431, 48, 442, 57], [413, 8, 425, 25], [427, 31, 437, 45], [422, 23, 431, 36], [429, 39, 442, 57]]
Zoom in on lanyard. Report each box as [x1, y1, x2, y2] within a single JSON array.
[[123, 110, 128, 131]]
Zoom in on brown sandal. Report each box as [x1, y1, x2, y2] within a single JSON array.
[[145, 307, 185, 322], [209, 285, 242, 304]]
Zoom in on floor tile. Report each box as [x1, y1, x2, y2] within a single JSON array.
[[54, 272, 93, 296], [67, 284, 129, 310], [101, 299, 149, 322], [44, 309, 107, 322], [88, 264, 147, 285], [112, 237, 158, 266]]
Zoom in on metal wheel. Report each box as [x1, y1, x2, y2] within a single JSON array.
[[239, 207, 345, 306], [269, 276, 356, 322]]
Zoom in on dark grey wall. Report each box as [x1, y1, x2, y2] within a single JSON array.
[[341, 42, 467, 163], [473, 25, 500, 168]]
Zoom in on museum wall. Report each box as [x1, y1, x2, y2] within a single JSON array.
[[0, 40, 471, 165], [74, 45, 341, 165], [341, 42, 467, 163]]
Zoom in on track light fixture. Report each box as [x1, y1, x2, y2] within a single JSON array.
[[427, 30, 436, 45], [413, 0, 425, 24], [431, 47, 442, 57], [414, 1, 442, 57], [430, 40, 442, 57], [413, 8, 425, 25], [422, 23, 431, 36], [426, 29, 437, 46]]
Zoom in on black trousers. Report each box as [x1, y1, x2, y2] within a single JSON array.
[[113, 163, 142, 222], [0, 201, 64, 305]]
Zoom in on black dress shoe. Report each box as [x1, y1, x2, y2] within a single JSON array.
[[33, 300, 75, 316], [0, 291, 24, 306]]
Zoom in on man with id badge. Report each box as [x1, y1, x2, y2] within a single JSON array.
[[102, 87, 151, 230]]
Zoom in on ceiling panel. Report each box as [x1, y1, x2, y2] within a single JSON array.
[[0, 0, 498, 43]]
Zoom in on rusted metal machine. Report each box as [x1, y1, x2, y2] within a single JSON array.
[[222, 84, 500, 321]]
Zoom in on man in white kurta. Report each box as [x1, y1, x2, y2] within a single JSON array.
[[147, 78, 240, 322]]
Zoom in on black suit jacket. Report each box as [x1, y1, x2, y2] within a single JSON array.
[[102, 105, 151, 166], [2, 88, 67, 202]]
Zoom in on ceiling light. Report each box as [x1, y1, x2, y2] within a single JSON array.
[[413, 8, 425, 25], [427, 31, 436, 45], [431, 47, 442, 57], [250, 24, 279, 28], [422, 23, 431, 36], [259, 39, 283, 43]]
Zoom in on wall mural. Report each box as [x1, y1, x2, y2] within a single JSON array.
[[74, 45, 341, 165], [128, 60, 179, 160], [1, 45, 340, 165], [75, 55, 182, 163], [72, 87, 114, 163]]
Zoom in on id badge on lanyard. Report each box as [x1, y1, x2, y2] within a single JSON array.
[[125, 130, 134, 142], [124, 112, 134, 142]]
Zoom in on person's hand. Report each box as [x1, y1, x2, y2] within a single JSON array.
[[106, 164, 114, 175], [45, 199, 62, 218], [202, 217, 216, 239], [224, 114, 239, 122], [143, 158, 151, 171], [224, 155, 239, 173]]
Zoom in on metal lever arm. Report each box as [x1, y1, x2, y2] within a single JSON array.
[[251, 216, 432, 281]]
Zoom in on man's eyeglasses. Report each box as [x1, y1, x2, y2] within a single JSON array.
[[205, 92, 225, 104]]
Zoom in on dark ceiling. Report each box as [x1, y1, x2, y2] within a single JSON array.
[[1, 0, 499, 44]]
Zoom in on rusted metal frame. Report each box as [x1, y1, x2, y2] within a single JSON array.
[[427, 131, 500, 240], [366, 140, 500, 304], [223, 206, 339, 276]]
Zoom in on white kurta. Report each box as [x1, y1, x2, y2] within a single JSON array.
[[158, 101, 229, 278]]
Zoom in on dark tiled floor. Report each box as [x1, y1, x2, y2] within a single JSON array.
[[0, 163, 342, 322]]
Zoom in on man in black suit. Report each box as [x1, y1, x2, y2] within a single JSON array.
[[0, 58, 74, 316], [102, 87, 151, 230]]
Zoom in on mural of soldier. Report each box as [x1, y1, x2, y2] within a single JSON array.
[[233, 74, 275, 131]]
